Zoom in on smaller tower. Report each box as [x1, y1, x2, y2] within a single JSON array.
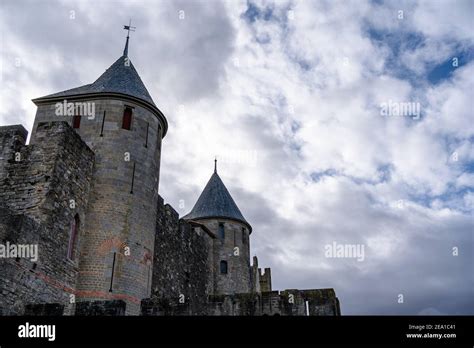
[[183, 161, 252, 295]]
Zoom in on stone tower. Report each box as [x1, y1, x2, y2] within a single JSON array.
[[183, 162, 252, 295], [29, 36, 167, 314]]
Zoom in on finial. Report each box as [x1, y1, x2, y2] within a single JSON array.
[[214, 157, 217, 173], [123, 19, 136, 57]]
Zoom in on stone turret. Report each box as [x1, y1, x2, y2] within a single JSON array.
[[183, 162, 252, 295]]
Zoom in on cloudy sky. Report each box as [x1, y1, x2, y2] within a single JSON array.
[[1, 0, 473, 314]]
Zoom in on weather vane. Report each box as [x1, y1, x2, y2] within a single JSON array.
[[124, 19, 136, 37], [123, 19, 136, 57]]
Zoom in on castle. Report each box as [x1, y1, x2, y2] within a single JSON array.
[[0, 32, 340, 316]]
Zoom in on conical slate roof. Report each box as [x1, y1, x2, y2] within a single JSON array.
[[34, 55, 156, 106], [183, 171, 252, 232]]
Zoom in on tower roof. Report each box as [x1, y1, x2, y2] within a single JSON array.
[[32, 26, 168, 136], [183, 170, 252, 232], [33, 55, 156, 106]]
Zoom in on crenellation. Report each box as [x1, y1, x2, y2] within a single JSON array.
[[259, 267, 272, 292]]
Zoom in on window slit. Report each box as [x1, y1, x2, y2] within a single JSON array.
[[130, 162, 136, 194], [145, 122, 149, 148], [100, 110, 106, 136], [109, 252, 116, 292]]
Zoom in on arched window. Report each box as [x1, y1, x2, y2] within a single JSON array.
[[122, 107, 133, 130], [72, 115, 81, 129], [67, 214, 80, 260], [220, 260, 228, 274]]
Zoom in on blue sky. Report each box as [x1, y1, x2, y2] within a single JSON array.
[[0, 0, 473, 314]]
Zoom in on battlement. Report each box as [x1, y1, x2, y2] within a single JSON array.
[[0, 125, 28, 178], [258, 267, 272, 292], [0, 122, 94, 222], [0, 124, 28, 142]]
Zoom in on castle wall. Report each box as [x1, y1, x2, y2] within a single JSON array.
[[147, 197, 214, 315], [264, 289, 340, 316], [141, 289, 340, 316], [31, 98, 164, 315], [206, 289, 340, 316], [0, 122, 95, 315]]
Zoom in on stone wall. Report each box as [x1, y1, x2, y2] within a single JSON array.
[[24, 303, 65, 316], [0, 206, 62, 315], [0, 122, 95, 315], [207, 289, 340, 316], [141, 288, 340, 316], [75, 299, 126, 316], [148, 196, 214, 315]]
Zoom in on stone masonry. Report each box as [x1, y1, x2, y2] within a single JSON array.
[[0, 122, 94, 315]]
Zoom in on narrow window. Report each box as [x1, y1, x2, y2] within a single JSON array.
[[218, 223, 225, 240], [67, 214, 80, 260], [130, 162, 136, 194], [146, 264, 151, 296], [72, 115, 81, 129], [144, 122, 149, 148], [242, 227, 246, 244], [109, 252, 116, 292], [100, 110, 106, 136], [122, 107, 133, 130], [220, 260, 228, 274]]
